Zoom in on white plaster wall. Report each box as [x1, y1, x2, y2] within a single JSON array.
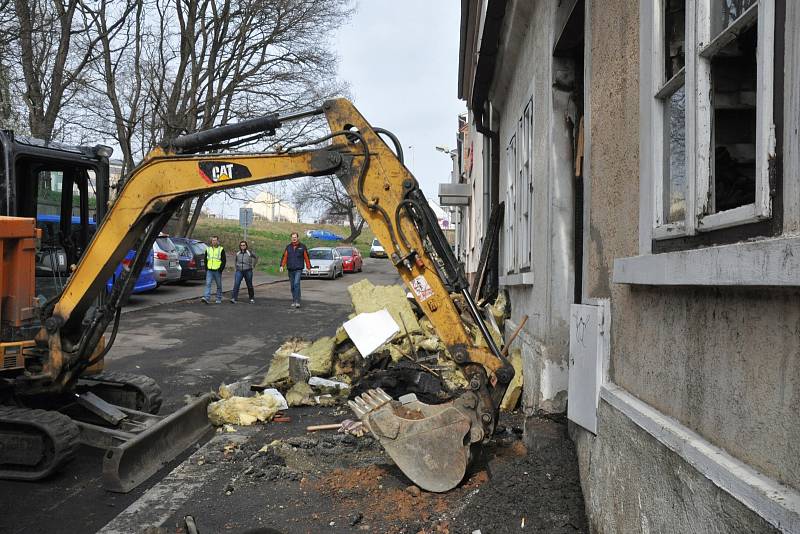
[[491, 0, 575, 413]]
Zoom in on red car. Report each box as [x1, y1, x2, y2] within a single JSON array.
[[336, 246, 363, 273]]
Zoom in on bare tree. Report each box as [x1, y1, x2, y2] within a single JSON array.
[[11, 0, 111, 140], [294, 175, 364, 243], [83, 0, 352, 236]]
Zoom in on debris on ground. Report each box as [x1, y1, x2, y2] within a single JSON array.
[[207, 384, 288, 426], [343, 308, 400, 357], [255, 283, 516, 412], [500, 347, 524, 412], [256, 337, 311, 389], [347, 278, 421, 333]]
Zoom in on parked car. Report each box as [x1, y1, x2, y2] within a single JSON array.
[[171, 237, 207, 281], [335, 246, 363, 273], [302, 247, 344, 279], [152, 235, 182, 284], [35, 215, 157, 295], [369, 238, 387, 258], [106, 249, 158, 294], [305, 229, 344, 241]]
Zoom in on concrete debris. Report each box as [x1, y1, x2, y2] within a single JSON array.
[[309, 376, 350, 392], [500, 348, 523, 412], [259, 337, 312, 388], [289, 353, 311, 383], [207, 392, 284, 426], [254, 283, 518, 413]]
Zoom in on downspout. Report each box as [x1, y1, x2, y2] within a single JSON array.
[[471, 0, 508, 295]]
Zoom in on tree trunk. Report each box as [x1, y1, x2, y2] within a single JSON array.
[[343, 218, 365, 243], [185, 194, 208, 238]]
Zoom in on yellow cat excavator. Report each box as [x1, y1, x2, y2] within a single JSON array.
[[0, 98, 514, 493]]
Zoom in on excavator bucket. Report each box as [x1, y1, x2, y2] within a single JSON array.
[[349, 389, 474, 493], [75, 392, 215, 493]]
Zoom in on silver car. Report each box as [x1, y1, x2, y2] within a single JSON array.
[[303, 247, 344, 280], [152, 236, 182, 284]]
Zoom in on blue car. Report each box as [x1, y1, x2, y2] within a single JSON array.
[[35, 215, 157, 294], [106, 249, 158, 294], [305, 229, 344, 241]]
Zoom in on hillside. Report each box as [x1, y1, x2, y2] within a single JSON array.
[[191, 219, 376, 275]]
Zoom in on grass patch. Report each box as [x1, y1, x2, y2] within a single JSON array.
[[191, 219, 376, 276]]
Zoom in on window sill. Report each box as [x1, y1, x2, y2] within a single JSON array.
[[613, 236, 800, 286], [499, 272, 534, 286]]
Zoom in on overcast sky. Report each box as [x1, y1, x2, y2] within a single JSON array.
[[335, 0, 465, 200], [208, 0, 464, 219]]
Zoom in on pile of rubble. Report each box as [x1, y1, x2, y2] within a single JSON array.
[[208, 279, 522, 427]]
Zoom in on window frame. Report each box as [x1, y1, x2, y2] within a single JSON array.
[[648, 0, 777, 242], [503, 96, 535, 276]]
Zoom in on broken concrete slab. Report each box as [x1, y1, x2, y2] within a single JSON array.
[[257, 338, 311, 388]]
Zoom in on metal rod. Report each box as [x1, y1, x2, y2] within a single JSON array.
[[460, 287, 504, 361], [501, 315, 528, 357]]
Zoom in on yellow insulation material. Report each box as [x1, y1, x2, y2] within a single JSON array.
[[207, 393, 282, 426], [347, 279, 420, 334]]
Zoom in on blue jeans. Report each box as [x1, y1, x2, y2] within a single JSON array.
[[232, 269, 254, 300], [288, 269, 302, 303], [204, 270, 223, 301]]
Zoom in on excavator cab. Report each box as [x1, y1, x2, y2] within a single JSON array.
[[0, 133, 213, 491], [0, 131, 110, 304]]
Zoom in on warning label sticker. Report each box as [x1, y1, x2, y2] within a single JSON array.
[[410, 275, 434, 302]]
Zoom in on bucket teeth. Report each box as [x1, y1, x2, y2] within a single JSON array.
[[348, 388, 392, 421]]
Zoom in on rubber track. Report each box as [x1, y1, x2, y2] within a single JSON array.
[[81, 371, 163, 414], [0, 405, 80, 481]]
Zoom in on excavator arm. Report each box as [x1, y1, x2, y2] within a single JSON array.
[[33, 98, 514, 492]]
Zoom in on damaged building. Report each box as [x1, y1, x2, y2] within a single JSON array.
[[447, 0, 799, 531]]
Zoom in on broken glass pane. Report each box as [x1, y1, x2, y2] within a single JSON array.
[[711, 0, 757, 38], [711, 23, 757, 213], [666, 86, 686, 223], [664, 0, 686, 80]]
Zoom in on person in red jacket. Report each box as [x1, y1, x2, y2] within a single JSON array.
[[279, 232, 311, 308]]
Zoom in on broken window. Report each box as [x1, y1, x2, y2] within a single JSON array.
[[710, 23, 757, 213], [648, 0, 777, 239]]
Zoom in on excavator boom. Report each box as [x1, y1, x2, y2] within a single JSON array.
[[29, 98, 513, 492]]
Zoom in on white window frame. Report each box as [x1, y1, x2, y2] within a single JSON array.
[[504, 135, 517, 274], [503, 96, 535, 276], [518, 98, 533, 270], [648, 0, 777, 241]]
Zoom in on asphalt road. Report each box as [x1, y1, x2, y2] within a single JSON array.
[[0, 257, 400, 534]]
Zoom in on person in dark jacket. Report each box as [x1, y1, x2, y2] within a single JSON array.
[[231, 240, 258, 304], [201, 236, 226, 304], [279, 232, 311, 308]]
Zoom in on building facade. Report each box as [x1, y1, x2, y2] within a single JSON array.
[[452, 0, 799, 531], [243, 190, 299, 223]]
